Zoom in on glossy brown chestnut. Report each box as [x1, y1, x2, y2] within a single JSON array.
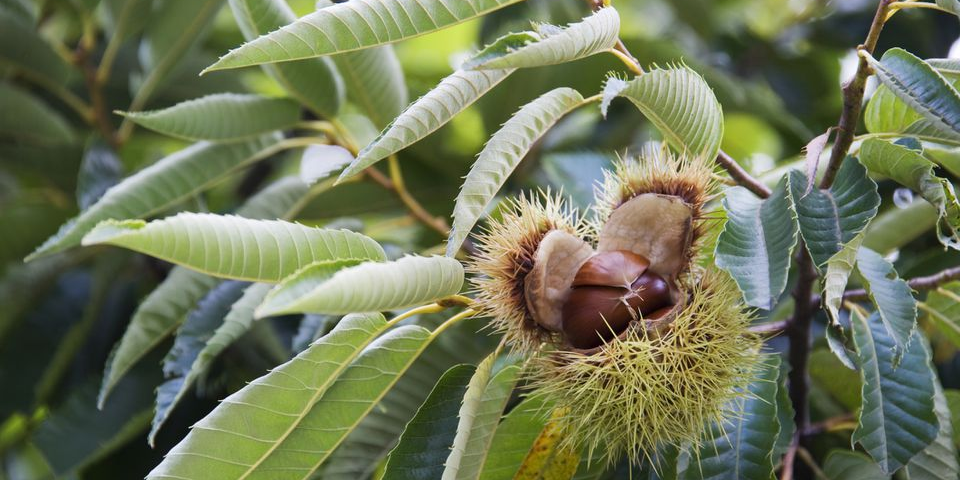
[[561, 251, 674, 349]]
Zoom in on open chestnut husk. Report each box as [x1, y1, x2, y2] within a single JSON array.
[[561, 250, 674, 349]]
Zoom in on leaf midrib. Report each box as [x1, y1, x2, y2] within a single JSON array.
[[236, 319, 395, 480]]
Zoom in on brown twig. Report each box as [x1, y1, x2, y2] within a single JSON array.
[[785, 245, 818, 479], [779, 432, 800, 480], [802, 413, 856, 437], [818, 0, 895, 189], [808, 265, 960, 307], [716, 150, 772, 198], [74, 25, 118, 148]]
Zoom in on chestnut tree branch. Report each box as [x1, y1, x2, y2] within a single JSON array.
[[716, 150, 772, 198], [818, 0, 895, 189]]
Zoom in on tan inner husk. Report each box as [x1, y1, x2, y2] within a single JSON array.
[[527, 193, 696, 353]]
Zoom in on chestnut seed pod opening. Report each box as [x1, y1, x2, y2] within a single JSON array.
[[561, 250, 675, 349]]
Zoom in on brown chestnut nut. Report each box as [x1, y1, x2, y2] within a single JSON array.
[[572, 250, 650, 287], [561, 251, 674, 349]]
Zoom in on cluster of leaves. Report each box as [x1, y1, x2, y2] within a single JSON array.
[[3, 0, 960, 479]]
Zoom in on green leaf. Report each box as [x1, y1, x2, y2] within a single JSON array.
[[863, 48, 960, 140], [82, 213, 386, 282], [774, 359, 796, 461], [863, 200, 938, 255], [228, 0, 344, 118], [257, 255, 464, 317], [601, 66, 724, 158], [0, 82, 73, 144], [447, 87, 585, 255], [27, 134, 283, 260], [321, 314, 496, 479], [479, 396, 551, 480], [822, 232, 864, 331], [512, 408, 580, 480], [851, 311, 939, 474], [688, 355, 781, 480], [340, 68, 514, 180], [336, 45, 408, 128], [921, 282, 960, 348], [443, 354, 521, 480], [788, 158, 880, 267], [204, 0, 525, 72], [715, 177, 798, 309], [864, 63, 960, 144], [149, 280, 250, 444], [119, 94, 301, 141], [856, 248, 917, 357], [860, 137, 960, 250], [0, 12, 72, 88], [936, 1, 960, 20], [382, 364, 477, 480], [97, 177, 313, 406], [146, 312, 433, 480], [463, 7, 619, 70], [902, 381, 960, 480], [823, 451, 889, 480]]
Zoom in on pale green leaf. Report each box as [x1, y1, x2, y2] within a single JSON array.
[[715, 178, 798, 309], [340, 68, 514, 180], [902, 380, 960, 480], [322, 314, 496, 480], [443, 354, 521, 480], [601, 66, 724, 158], [300, 145, 355, 185], [27, 134, 283, 261], [0, 12, 72, 88], [149, 280, 250, 444], [463, 7, 619, 70], [204, 0, 525, 72], [936, 0, 960, 20], [860, 137, 960, 250], [82, 213, 386, 282], [862, 200, 938, 255], [822, 233, 864, 328], [687, 355, 781, 480], [446, 87, 585, 255], [856, 248, 917, 357], [823, 451, 889, 480], [863, 48, 960, 140], [97, 177, 313, 406], [863, 59, 960, 143], [921, 282, 960, 348], [257, 255, 464, 317], [119, 94, 301, 141], [852, 311, 939, 474], [146, 312, 433, 480], [0, 82, 73, 144], [787, 158, 879, 267], [478, 396, 551, 480], [228, 0, 344, 118], [383, 364, 477, 480]]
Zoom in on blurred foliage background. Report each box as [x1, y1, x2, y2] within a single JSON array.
[[1, 0, 959, 478]]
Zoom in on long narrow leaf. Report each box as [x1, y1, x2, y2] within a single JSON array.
[[340, 68, 514, 180], [205, 0, 525, 72], [463, 7, 619, 70], [147, 313, 433, 480], [715, 178, 798, 309], [443, 355, 521, 480], [257, 255, 464, 317], [863, 48, 960, 139], [27, 134, 283, 260], [447, 87, 585, 255], [856, 248, 918, 358], [97, 177, 312, 406], [851, 311, 939, 474], [383, 364, 477, 480], [82, 213, 386, 282], [119, 94, 301, 141]]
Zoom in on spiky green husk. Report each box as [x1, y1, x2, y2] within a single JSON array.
[[527, 268, 760, 463], [468, 192, 586, 353], [592, 144, 718, 250]]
